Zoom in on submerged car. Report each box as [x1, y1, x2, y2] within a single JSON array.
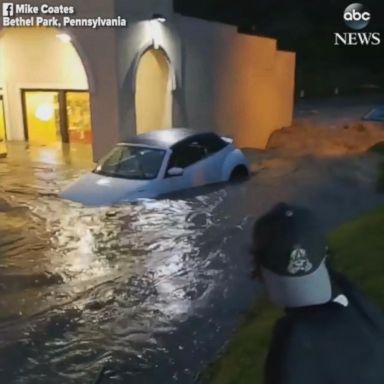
[[59, 128, 250, 206]]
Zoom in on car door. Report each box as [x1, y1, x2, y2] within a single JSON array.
[[180, 140, 209, 187], [195, 134, 231, 184], [157, 140, 207, 195], [169, 135, 228, 187], [158, 135, 231, 196]]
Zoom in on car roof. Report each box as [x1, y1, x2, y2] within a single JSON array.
[[121, 128, 217, 149]]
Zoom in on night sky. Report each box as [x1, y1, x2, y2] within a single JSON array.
[[173, 0, 384, 48], [174, 0, 384, 95]]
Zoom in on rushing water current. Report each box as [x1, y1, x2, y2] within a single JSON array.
[[2, 143, 384, 384], [0, 144, 260, 384]]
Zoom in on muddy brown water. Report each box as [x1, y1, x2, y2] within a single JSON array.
[[1, 143, 384, 383]]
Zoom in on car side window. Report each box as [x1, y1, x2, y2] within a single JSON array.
[[168, 140, 208, 170], [199, 134, 228, 154]]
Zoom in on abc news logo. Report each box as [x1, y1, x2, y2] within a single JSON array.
[[334, 3, 380, 46]]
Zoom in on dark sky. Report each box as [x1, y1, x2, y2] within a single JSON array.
[[174, 0, 384, 93], [173, 0, 384, 51]]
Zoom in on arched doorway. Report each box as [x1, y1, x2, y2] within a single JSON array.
[[135, 48, 173, 134], [0, 28, 93, 150]]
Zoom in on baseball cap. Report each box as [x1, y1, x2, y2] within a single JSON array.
[[252, 203, 333, 308]]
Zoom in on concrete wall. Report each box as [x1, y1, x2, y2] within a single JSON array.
[[176, 16, 296, 148]]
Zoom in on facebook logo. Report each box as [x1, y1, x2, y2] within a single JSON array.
[[2, 3, 14, 17]]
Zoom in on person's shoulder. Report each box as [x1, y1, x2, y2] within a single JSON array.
[[272, 306, 337, 346], [332, 272, 384, 330], [266, 315, 321, 384], [272, 315, 296, 340], [270, 314, 305, 350]]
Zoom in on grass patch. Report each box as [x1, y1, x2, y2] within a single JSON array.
[[201, 298, 281, 384], [376, 162, 384, 193], [368, 141, 384, 156], [368, 142, 384, 193], [203, 206, 384, 384], [328, 206, 384, 307]]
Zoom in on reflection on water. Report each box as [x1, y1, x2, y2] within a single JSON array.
[[3, 142, 384, 384], [0, 144, 257, 384], [2, 143, 384, 383]]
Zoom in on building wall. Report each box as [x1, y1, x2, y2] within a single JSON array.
[[135, 49, 173, 134], [117, 13, 295, 151], [0, 27, 88, 141], [0, 39, 4, 88], [72, 25, 121, 160], [0, 0, 295, 159], [175, 17, 218, 131], [176, 16, 296, 148], [117, 14, 183, 142], [0, 0, 121, 160]]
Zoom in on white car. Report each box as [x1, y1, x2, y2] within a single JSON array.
[[59, 129, 250, 206]]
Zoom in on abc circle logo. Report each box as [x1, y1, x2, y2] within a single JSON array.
[[344, 3, 371, 30]]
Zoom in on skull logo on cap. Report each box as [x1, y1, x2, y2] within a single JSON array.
[[287, 245, 313, 275]]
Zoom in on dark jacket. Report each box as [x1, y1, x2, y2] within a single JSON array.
[[265, 273, 384, 384]]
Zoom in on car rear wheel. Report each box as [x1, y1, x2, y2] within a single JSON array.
[[229, 165, 249, 182]]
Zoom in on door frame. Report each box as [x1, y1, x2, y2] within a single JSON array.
[[0, 95, 7, 141], [21, 89, 90, 143]]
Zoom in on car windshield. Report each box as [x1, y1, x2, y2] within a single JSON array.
[[94, 145, 166, 180]]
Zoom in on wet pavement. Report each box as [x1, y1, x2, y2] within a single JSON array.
[[1, 142, 384, 383]]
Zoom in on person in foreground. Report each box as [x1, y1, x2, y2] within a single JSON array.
[[251, 203, 384, 384]]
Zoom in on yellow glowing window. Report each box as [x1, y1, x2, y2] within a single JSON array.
[[23, 90, 92, 146], [66, 92, 92, 145], [24, 91, 60, 146]]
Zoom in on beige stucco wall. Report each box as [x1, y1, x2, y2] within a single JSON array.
[[117, 13, 295, 151], [0, 0, 121, 160], [0, 39, 4, 88], [0, 0, 295, 159], [135, 49, 172, 134], [176, 16, 295, 149], [0, 27, 88, 141], [71, 26, 121, 160], [214, 31, 296, 148], [117, 17, 182, 142]]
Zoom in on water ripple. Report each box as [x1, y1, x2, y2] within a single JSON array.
[[0, 147, 254, 383]]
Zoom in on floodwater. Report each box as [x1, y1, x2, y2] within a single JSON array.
[[1, 142, 384, 384], [0, 143, 259, 384]]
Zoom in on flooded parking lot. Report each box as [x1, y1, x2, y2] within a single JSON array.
[[0, 143, 259, 384], [1, 142, 384, 383]]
